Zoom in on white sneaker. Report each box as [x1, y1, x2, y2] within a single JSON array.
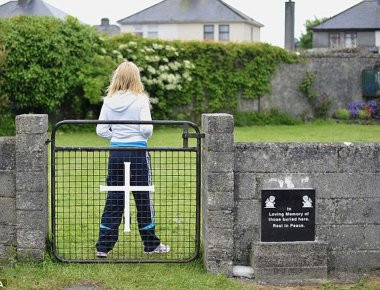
[[144, 243, 170, 254], [96, 251, 108, 258]]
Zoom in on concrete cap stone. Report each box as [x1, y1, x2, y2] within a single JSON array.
[[202, 114, 234, 134], [16, 114, 48, 134]]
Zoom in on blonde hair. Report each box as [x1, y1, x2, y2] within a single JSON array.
[[106, 61, 144, 97]]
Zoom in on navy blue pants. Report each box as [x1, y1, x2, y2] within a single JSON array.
[[96, 150, 160, 253]]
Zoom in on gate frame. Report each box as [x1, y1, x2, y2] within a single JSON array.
[[51, 120, 204, 263]]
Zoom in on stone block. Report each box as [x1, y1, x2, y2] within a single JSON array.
[[207, 228, 234, 249], [315, 199, 336, 225], [0, 138, 15, 170], [16, 191, 45, 211], [0, 197, 16, 225], [17, 229, 45, 249], [254, 266, 328, 285], [235, 143, 287, 173], [235, 143, 339, 173], [252, 242, 328, 284], [254, 251, 327, 268], [202, 152, 234, 173], [205, 172, 234, 192], [203, 133, 234, 152], [328, 250, 380, 273], [235, 199, 260, 227], [207, 191, 234, 211], [285, 144, 338, 173], [17, 248, 44, 261], [252, 242, 328, 264], [338, 144, 379, 173], [201, 114, 234, 134], [334, 198, 380, 224], [363, 225, 380, 250], [205, 246, 233, 262], [205, 259, 233, 277], [17, 210, 47, 233], [0, 225, 16, 245], [16, 133, 48, 172], [208, 210, 234, 229], [312, 173, 379, 199], [16, 171, 46, 192], [0, 171, 15, 198], [316, 225, 366, 251], [234, 173, 258, 199], [15, 114, 48, 134]]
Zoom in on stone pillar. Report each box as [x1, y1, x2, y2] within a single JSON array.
[[201, 114, 235, 276], [285, 0, 295, 50], [0, 138, 16, 259], [15, 114, 48, 260]]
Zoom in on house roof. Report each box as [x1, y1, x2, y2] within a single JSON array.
[[312, 0, 380, 31], [0, 0, 69, 20], [117, 0, 264, 27]]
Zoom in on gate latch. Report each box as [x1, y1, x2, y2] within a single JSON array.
[[182, 124, 205, 148]]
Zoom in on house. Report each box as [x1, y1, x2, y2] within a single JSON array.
[[94, 18, 120, 37], [311, 0, 380, 50], [0, 0, 69, 20], [117, 0, 263, 42]]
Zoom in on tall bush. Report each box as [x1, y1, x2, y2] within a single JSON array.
[[0, 16, 115, 119]]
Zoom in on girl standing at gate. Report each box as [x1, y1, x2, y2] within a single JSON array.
[[95, 61, 170, 258]]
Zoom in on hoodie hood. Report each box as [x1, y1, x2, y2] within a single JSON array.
[[103, 91, 139, 112]]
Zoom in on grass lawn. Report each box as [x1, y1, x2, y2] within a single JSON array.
[[1, 122, 379, 290]]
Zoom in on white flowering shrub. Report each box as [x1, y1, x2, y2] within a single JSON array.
[[110, 37, 195, 119], [108, 34, 298, 122]]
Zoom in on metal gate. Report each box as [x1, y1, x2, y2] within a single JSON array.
[[51, 120, 203, 263]]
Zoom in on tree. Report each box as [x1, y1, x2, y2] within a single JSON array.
[[299, 17, 328, 49]]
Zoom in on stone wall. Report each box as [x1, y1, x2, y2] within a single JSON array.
[[0, 114, 48, 261], [239, 53, 380, 118], [202, 113, 380, 278]]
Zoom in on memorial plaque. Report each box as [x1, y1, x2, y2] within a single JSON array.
[[261, 189, 315, 242]]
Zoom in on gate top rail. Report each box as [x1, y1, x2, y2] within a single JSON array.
[[51, 119, 204, 149]]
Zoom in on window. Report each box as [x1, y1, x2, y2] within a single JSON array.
[[219, 25, 230, 41], [204, 25, 214, 40], [329, 33, 340, 49], [147, 25, 158, 38], [134, 25, 143, 37], [345, 32, 357, 48]]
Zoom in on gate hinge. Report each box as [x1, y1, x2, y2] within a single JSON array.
[[45, 139, 51, 145]]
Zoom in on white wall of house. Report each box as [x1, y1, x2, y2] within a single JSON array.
[[376, 31, 380, 47], [120, 22, 260, 42]]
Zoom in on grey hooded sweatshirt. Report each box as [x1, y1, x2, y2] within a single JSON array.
[[96, 91, 153, 144]]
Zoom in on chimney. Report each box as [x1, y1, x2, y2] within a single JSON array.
[[101, 18, 110, 26], [285, 0, 295, 50]]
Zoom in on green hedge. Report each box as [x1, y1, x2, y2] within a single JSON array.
[[108, 34, 299, 121], [0, 16, 299, 132], [0, 16, 117, 121]]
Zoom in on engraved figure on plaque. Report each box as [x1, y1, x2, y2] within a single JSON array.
[[302, 195, 313, 208], [265, 196, 276, 208]]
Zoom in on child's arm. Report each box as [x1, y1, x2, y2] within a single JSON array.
[[139, 97, 153, 139], [96, 104, 112, 139]]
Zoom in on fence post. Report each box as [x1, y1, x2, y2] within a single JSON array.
[[201, 113, 235, 276], [15, 114, 48, 260]]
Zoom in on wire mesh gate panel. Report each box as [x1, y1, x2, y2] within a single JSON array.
[[51, 120, 203, 262]]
